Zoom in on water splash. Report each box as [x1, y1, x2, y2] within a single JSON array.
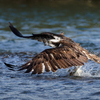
[[79, 60, 100, 77]]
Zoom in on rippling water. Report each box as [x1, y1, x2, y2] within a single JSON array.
[[1, 0, 100, 99]]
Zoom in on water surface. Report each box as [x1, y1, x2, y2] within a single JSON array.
[[0, 0, 100, 100]]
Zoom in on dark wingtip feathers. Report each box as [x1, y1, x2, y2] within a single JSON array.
[[9, 22, 13, 27], [9, 22, 24, 37]]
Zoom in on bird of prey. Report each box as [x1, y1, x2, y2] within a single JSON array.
[[7, 22, 100, 76]]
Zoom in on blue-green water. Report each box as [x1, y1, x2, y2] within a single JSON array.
[[1, 0, 100, 99]]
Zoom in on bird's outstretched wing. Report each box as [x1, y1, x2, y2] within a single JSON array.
[[19, 45, 88, 74], [9, 22, 63, 42]]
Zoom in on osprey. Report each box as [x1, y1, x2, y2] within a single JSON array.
[[7, 22, 100, 76]]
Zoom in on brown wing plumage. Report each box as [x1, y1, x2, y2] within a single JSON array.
[[19, 45, 88, 74]]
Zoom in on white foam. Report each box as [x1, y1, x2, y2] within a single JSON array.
[[78, 61, 100, 77]]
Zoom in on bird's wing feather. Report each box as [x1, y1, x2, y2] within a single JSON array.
[[9, 22, 55, 41], [19, 46, 88, 74]]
